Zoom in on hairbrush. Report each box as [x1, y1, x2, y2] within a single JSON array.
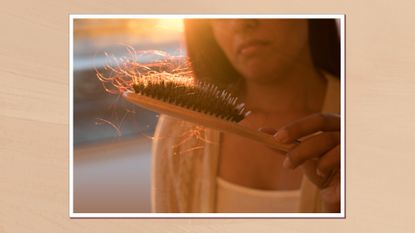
[[123, 78, 296, 152]]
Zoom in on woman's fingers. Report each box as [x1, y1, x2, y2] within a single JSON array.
[[300, 160, 339, 190], [283, 132, 340, 169], [273, 113, 340, 143], [262, 113, 341, 211], [317, 144, 341, 177], [320, 172, 341, 211]]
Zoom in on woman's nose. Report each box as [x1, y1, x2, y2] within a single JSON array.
[[229, 19, 259, 33]]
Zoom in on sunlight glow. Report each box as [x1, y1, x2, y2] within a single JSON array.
[[155, 19, 184, 33]]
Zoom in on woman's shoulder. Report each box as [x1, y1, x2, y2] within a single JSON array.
[[151, 114, 221, 212], [153, 114, 202, 139], [152, 114, 192, 152], [152, 114, 221, 154]]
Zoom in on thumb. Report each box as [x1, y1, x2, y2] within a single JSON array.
[[299, 160, 328, 188], [258, 127, 278, 135]]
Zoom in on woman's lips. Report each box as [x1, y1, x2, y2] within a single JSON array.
[[237, 40, 270, 56]]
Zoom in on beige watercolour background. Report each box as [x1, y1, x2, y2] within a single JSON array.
[[0, 0, 414, 232]]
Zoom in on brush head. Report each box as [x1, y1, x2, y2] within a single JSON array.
[[132, 78, 249, 122]]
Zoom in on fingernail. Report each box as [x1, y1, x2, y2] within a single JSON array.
[[258, 127, 265, 132], [283, 157, 294, 169], [274, 129, 288, 143], [316, 169, 325, 177]]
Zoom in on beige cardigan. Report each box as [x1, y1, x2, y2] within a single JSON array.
[[151, 73, 340, 213]]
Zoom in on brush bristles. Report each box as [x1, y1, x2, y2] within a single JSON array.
[[133, 78, 248, 122]]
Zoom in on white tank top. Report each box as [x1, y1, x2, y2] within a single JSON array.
[[216, 177, 301, 213]]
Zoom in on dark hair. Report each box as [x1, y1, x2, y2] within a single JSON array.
[[184, 19, 340, 88]]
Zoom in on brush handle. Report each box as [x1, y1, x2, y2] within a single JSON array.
[[123, 91, 297, 152]]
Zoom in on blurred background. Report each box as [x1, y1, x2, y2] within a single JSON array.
[[73, 18, 185, 213]]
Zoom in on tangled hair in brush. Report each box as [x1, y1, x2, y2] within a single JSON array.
[[133, 77, 248, 122]]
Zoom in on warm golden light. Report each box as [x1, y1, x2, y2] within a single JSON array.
[[155, 19, 184, 33]]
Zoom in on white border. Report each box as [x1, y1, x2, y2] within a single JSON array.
[[69, 15, 74, 216], [69, 14, 345, 218]]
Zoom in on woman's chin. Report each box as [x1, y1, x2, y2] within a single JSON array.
[[242, 69, 285, 85], [244, 76, 283, 86]]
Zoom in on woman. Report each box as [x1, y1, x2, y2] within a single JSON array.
[[151, 19, 341, 213]]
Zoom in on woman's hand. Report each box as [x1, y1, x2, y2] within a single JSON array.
[[262, 113, 341, 212]]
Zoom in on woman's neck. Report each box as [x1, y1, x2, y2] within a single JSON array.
[[242, 61, 327, 114]]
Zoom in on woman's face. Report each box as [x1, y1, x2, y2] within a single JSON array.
[[210, 19, 309, 84]]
